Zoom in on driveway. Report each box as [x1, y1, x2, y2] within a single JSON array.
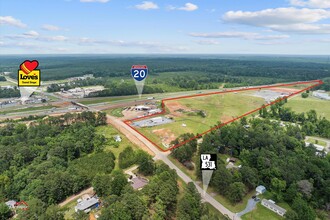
[[236, 198, 259, 217]]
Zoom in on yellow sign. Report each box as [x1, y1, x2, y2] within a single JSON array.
[[18, 60, 41, 87], [18, 70, 41, 87]]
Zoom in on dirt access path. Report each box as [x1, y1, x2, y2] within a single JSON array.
[[58, 187, 94, 207]]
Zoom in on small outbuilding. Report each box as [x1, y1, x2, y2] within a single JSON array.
[[256, 185, 266, 194], [114, 135, 122, 142]]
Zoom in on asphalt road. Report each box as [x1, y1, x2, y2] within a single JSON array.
[[106, 115, 239, 220]]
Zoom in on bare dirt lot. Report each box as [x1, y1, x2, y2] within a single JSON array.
[[152, 128, 177, 145], [166, 100, 193, 117], [269, 87, 300, 93]]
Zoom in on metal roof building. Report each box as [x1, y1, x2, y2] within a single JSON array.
[[74, 197, 99, 213], [261, 199, 287, 217]]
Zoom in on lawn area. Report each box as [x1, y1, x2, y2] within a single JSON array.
[[62, 200, 77, 220], [0, 105, 53, 114], [306, 137, 327, 146], [0, 80, 15, 86], [79, 96, 135, 105], [137, 92, 265, 149], [207, 188, 256, 213], [168, 155, 197, 181], [241, 202, 282, 220], [107, 107, 124, 117], [285, 95, 330, 120], [95, 125, 139, 169]]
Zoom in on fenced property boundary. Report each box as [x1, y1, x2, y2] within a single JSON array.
[[124, 80, 323, 152]]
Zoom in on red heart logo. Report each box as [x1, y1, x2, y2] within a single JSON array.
[[20, 60, 39, 74]]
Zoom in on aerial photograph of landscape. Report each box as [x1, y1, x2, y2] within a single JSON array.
[[0, 0, 330, 220]]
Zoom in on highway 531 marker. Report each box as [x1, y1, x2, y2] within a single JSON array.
[[131, 65, 148, 98], [200, 154, 217, 195]]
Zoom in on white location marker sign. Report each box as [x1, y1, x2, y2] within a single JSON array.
[[200, 154, 217, 195], [19, 87, 38, 103], [131, 65, 148, 99], [18, 60, 41, 104]]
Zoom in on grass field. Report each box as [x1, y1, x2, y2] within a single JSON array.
[[107, 107, 124, 117], [96, 125, 139, 169], [306, 137, 327, 146], [0, 105, 53, 114], [137, 92, 265, 149], [285, 95, 330, 120], [0, 81, 15, 86], [241, 203, 282, 220]]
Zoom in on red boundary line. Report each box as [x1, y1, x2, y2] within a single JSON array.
[[124, 80, 323, 152]]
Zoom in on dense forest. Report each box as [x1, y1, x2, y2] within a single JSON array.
[[0, 112, 109, 218], [0, 87, 20, 98], [0, 77, 5, 82], [0, 112, 223, 220], [1, 56, 329, 81], [1, 56, 329, 97], [171, 110, 330, 220]]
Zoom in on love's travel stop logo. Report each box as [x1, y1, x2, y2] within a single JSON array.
[[18, 60, 41, 87]]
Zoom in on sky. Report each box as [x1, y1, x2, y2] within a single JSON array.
[[0, 0, 330, 55]]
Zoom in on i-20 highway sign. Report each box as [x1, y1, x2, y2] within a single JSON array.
[[131, 65, 148, 82]]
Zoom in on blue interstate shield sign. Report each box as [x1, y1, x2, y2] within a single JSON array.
[[131, 65, 148, 82]]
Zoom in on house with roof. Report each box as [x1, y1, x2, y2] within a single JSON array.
[[261, 199, 287, 217], [75, 197, 99, 213], [5, 200, 17, 209], [130, 176, 149, 190], [256, 185, 266, 194], [114, 135, 122, 142]]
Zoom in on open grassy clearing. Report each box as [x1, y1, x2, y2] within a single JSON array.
[[285, 95, 330, 120], [241, 202, 282, 220], [95, 125, 139, 169], [0, 105, 54, 114], [107, 107, 124, 117], [306, 137, 327, 146], [137, 92, 265, 149]]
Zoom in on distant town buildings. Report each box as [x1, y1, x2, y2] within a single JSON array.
[[261, 199, 287, 217]]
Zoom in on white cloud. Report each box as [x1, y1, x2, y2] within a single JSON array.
[[78, 37, 188, 52], [0, 16, 27, 28], [168, 3, 198, 11], [80, 0, 109, 2], [223, 8, 330, 26], [289, 0, 330, 9], [194, 39, 220, 45], [23, 31, 40, 38], [189, 31, 289, 40], [42, 24, 60, 31], [43, 35, 68, 41], [223, 7, 330, 34], [135, 1, 159, 10], [269, 23, 330, 34]]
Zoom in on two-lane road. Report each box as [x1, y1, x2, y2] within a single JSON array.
[[106, 115, 239, 220]]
